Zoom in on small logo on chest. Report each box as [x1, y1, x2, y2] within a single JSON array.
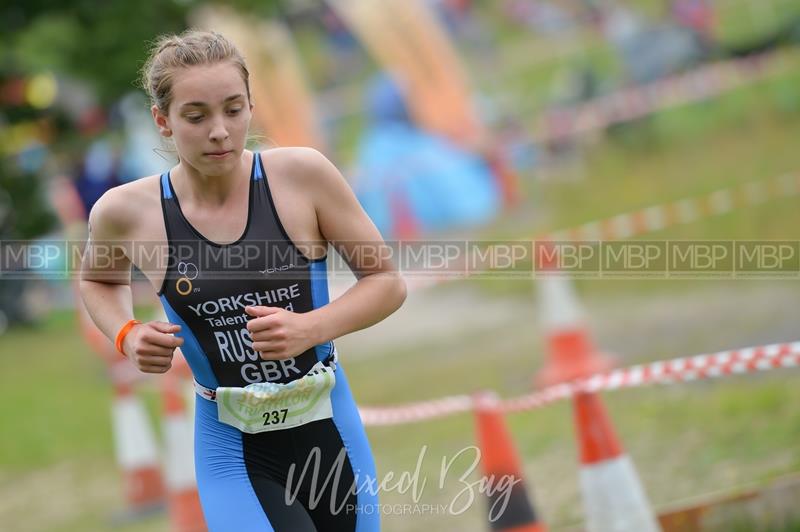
[[176, 261, 199, 296], [259, 263, 295, 275]]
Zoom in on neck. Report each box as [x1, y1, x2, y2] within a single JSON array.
[[173, 150, 251, 207]]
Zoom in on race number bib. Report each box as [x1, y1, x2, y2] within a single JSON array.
[[216, 360, 336, 433]]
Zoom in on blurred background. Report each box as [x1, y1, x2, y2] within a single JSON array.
[[2, 0, 800, 530]]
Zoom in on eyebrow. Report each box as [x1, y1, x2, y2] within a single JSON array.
[[180, 94, 245, 109]]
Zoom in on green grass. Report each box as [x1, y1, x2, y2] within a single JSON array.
[[0, 311, 114, 471], [724, 518, 800, 532], [463, 49, 800, 301], [470, 0, 800, 132], [0, 305, 166, 473], [538, 62, 800, 235], [5, 3, 800, 531]]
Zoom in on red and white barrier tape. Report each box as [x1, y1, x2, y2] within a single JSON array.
[[542, 171, 799, 242], [403, 171, 800, 291], [359, 341, 800, 426], [359, 395, 474, 426], [536, 49, 795, 143]]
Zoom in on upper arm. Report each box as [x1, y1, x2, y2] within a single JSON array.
[[81, 188, 134, 284], [300, 149, 395, 278]]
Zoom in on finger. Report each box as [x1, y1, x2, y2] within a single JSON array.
[[257, 350, 287, 361], [250, 329, 284, 342], [246, 315, 280, 333], [134, 343, 175, 357], [253, 342, 285, 354], [150, 321, 181, 334], [244, 306, 282, 318], [139, 364, 171, 374], [137, 354, 173, 366], [146, 331, 184, 349], [253, 344, 288, 360]]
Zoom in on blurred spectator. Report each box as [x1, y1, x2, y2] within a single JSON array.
[[671, 0, 716, 45], [669, 0, 718, 60], [73, 137, 123, 215], [501, 0, 577, 35], [602, 2, 706, 85]]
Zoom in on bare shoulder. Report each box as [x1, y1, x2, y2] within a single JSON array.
[[261, 147, 341, 183], [261, 146, 352, 205], [88, 175, 163, 240], [260, 145, 328, 166], [257, 147, 364, 252]]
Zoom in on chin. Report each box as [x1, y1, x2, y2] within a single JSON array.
[[197, 153, 239, 172]]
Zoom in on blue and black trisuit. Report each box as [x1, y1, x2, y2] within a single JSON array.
[[157, 152, 379, 531]]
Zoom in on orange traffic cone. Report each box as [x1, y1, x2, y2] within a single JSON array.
[[162, 360, 206, 532], [474, 391, 546, 532], [75, 292, 166, 522], [535, 241, 613, 387], [110, 361, 166, 519], [573, 392, 661, 532]]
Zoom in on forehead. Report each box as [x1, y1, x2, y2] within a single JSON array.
[[171, 62, 247, 107]]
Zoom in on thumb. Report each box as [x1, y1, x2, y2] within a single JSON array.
[[150, 321, 181, 334], [245, 305, 282, 318], [244, 307, 281, 318]]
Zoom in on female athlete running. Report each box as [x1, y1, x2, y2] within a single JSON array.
[[80, 30, 405, 531]]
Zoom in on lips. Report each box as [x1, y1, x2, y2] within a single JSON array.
[[205, 150, 232, 158]]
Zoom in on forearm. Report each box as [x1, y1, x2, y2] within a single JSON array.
[[309, 272, 406, 345], [79, 279, 136, 344]]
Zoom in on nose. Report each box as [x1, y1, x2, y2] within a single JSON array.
[[208, 115, 229, 142]]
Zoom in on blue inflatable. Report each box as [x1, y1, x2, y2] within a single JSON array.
[[353, 74, 500, 238]]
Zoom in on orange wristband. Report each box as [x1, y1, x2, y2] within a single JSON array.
[[115, 319, 141, 356]]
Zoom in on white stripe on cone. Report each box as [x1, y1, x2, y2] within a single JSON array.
[[163, 408, 196, 491], [112, 394, 161, 470], [539, 277, 584, 331], [161, 371, 206, 532], [580, 455, 661, 532]]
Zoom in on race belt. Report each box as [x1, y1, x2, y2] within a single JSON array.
[[194, 347, 338, 433]]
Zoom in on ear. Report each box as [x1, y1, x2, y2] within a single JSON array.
[[151, 104, 172, 138]]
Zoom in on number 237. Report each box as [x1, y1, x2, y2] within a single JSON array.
[[263, 409, 289, 425]]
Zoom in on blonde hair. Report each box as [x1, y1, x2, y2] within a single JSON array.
[[140, 29, 251, 113]]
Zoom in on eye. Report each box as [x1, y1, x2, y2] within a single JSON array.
[[185, 114, 204, 123], [227, 107, 242, 116]]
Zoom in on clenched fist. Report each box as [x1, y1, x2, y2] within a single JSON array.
[[245, 306, 318, 360], [121, 321, 184, 373]]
